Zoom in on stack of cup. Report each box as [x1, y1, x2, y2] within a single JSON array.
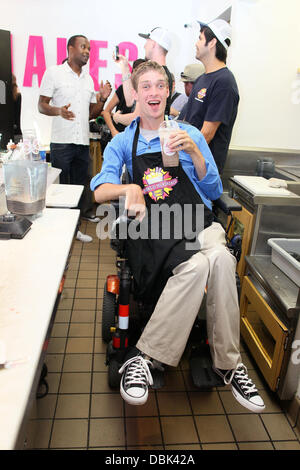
[[23, 129, 40, 161]]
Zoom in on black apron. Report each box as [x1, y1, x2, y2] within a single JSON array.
[[125, 123, 213, 305]]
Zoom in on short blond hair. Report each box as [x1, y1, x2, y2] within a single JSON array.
[[131, 60, 168, 91]]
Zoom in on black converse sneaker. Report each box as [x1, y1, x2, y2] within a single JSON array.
[[119, 354, 153, 405], [213, 363, 265, 413]]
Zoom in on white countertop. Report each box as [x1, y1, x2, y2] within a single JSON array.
[[46, 184, 83, 208], [46, 166, 61, 187], [232, 175, 298, 197], [0, 208, 80, 449]]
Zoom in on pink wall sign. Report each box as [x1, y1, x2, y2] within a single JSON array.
[[57, 37, 67, 65], [21, 36, 139, 90], [114, 41, 139, 89], [88, 40, 138, 90], [23, 35, 46, 87], [89, 40, 108, 91]]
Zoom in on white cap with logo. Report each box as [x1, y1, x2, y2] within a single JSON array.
[[138, 27, 172, 52], [198, 19, 232, 50]]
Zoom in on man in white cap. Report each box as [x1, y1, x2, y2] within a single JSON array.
[[117, 27, 173, 118], [138, 27, 172, 64], [183, 19, 239, 174]]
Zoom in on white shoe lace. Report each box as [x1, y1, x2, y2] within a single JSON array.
[[119, 355, 154, 388], [224, 363, 258, 395]]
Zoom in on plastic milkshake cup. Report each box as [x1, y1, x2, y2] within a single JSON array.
[[158, 119, 179, 167]]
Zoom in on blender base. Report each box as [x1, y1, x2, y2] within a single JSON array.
[[0, 213, 32, 240]]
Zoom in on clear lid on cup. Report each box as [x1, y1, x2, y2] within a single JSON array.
[[159, 119, 179, 130]]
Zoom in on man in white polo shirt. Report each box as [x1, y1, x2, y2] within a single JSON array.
[[38, 35, 112, 242]]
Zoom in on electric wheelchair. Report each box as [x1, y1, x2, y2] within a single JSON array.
[[101, 193, 242, 389]]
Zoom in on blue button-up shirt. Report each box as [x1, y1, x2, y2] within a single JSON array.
[[90, 118, 222, 210]]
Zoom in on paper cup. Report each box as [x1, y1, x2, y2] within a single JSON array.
[[158, 120, 179, 167]]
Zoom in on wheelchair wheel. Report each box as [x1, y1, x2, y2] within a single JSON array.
[[102, 282, 117, 343], [108, 359, 121, 388]]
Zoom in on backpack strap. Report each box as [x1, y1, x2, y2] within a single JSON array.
[[170, 91, 180, 105], [163, 66, 174, 116]]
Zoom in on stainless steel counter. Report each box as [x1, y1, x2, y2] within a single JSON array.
[[246, 255, 300, 321], [245, 255, 300, 400], [276, 166, 300, 181], [229, 177, 300, 257], [222, 147, 300, 191]]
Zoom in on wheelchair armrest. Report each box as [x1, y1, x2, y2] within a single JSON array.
[[110, 210, 138, 254], [213, 193, 242, 215], [110, 197, 133, 220], [110, 200, 121, 218]]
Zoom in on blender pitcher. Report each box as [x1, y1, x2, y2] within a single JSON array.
[[3, 160, 48, 216]]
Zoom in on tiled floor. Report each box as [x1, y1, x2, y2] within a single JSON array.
[[33, 220, 300, 450]]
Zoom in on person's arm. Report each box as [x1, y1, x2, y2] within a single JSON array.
[[169, 106, 180, 117], [201, 121, 221, 144], [95, 181, 143, 205], [38, 95, 76, 120], [113, 103, 140, 127], [91, 129, 145, 220], [89, 80, 112, 119], [114, 54, 135, 107], [94, 183, 146, 220], [184, 127, 223, 201], [102, 110, 119, 137], [101, 93, 121, 137], [168, 129, 207, 181]]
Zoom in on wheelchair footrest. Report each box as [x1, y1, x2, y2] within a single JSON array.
[[151, 369, 165, 390], [189, 343, 225, 390]]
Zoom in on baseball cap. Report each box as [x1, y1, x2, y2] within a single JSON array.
[[180, 63, 205, 82], [138, 27, 172, 51], [198, 19, 231, 50]]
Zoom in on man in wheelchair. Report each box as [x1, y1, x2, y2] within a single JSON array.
[[91, 61, 265, 413]]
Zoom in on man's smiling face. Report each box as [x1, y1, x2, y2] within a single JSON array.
[[134, 70, 169, 122]]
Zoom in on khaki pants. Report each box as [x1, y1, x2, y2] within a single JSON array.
[[137, 222, 242, 369]]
